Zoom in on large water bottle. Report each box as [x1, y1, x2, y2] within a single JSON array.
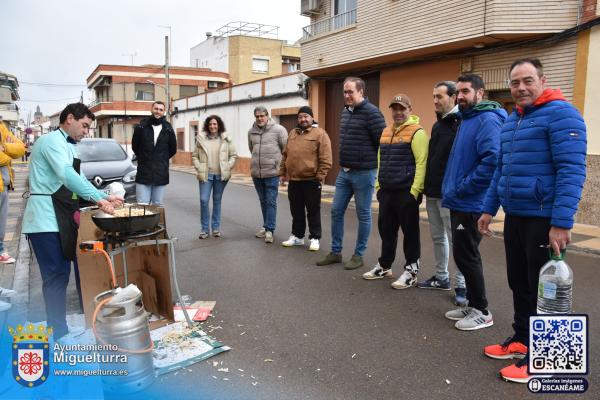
[[537, 250, 573, 314]]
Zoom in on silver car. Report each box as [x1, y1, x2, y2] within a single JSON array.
[[77, 138, 136, 202]]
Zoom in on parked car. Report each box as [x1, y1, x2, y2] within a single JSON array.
[[77, 138, 136, 203]]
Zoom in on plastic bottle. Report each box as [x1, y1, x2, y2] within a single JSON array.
[[537, 250, 573, 314]]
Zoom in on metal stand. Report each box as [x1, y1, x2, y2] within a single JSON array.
[[100, 230, 194, 328]]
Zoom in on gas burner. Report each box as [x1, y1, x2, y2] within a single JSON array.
[[100, 224, 166, 248]]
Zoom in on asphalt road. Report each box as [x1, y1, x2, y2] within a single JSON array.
[[136, 171, 599, 399]]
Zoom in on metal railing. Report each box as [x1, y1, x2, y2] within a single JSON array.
[[88, 97, 113, 108], [302, 8, 357, 40]]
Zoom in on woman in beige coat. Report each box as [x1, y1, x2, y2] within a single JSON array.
[[192, 115, 237, 238]]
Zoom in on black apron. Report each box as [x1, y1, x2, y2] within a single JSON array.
[[51, 156, 81, 261]]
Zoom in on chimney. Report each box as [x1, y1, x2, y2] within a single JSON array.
[[206, 32, 213, 39]]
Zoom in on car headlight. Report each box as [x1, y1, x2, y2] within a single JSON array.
[[123, 170, 136, 183]]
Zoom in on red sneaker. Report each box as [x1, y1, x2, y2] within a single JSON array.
[[484, 336, 527, 359], [0, 253, 15, 264], [500, 359, 530, 383]]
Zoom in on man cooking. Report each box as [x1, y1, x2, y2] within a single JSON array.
[[22, 103, 123, 343]]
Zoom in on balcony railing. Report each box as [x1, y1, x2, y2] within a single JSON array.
[[302, 8, 357, 40], [0, 104, 18, 111], [88, 97, 113, 108]]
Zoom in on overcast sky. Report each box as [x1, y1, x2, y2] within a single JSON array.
[[2, 0, 309, 121]]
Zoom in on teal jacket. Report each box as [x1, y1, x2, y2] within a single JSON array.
[[23, 129, 108, 233]]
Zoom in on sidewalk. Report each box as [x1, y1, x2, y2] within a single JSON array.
[[173, 164, 600, 256]]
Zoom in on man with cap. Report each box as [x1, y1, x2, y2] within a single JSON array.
[[362, 94, 429, 289], [279, 106, 332, 251]]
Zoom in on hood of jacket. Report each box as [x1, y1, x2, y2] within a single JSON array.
[[460, 100, 506, 119], [516, 88, 567, 115], [392, 114, 420, 131], [249, 118, 276, 134]]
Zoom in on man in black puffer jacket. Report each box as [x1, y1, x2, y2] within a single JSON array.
[[316, 76, 386, 270], [132, 101, 177, 205], [418, 81, 467, 306]]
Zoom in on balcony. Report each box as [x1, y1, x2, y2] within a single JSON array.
[[302, 8, 357, 40]]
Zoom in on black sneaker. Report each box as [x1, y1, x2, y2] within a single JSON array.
[[417, 275, 451, 290]]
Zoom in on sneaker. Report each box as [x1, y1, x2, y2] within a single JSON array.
[[308, 239, 320, 252], [344, 255, 364, 270], [264, 231, 274, 243], [455, 308, 494, 331], [198, 231, 209, 239], [391, 270, 417, 289], [255, 227, 266, 238], [454, 287, 468, 307], [362, 263, 393, 280], [0, 300, 11, 312], [212, 231, 221, 238], [0, 253, 15, 264], [418, 276, 451, 290], [484, 336, 528, 360], [0, 287, 16, 297], [500, 357, 530, 383], [282, 235, 304, 247], [445, 307, 472, 321], [316, 252, 342, 266]]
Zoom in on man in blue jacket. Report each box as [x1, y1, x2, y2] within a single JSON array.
[[442, 74, 507, 331], [478, 58, 586, 383], [317, 76, 386, 269]]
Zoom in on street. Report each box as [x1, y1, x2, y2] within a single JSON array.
[[136, 170, 599, 400]]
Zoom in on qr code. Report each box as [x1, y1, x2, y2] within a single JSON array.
[[530, 315, 587, 375]]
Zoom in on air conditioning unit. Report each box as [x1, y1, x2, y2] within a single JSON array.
[[301, 0, 321, 16]]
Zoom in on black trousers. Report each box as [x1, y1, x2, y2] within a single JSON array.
[[450, 211, 487, 311], [504, 215, 551, 345], [288, 180, 322, 239], [377, 188, 420, 269]]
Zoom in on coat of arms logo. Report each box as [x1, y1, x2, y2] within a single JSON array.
[[8, 324, 52, 388]]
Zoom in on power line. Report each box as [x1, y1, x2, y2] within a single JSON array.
[[19, 81, 86, 87], [18, 97, 81, 102]]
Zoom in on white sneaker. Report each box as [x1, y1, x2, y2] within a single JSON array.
[[455, 308, 494, 331], [445, 307, 472, 321], [0, 300, 11, 312], [308, 238, 320, 251], [255, 227, 266, 238], [362, 263, 393, 280], [264, 231, 274, 243], [0, 287, 16, 297], [391, 269, 417, 289], [282, 235, 304, 247]]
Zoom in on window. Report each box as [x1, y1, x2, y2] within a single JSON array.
[[135, 83, 154, 101], [252, 57, 270, 73], [333, 0, 357, 29], [180, 85, 198, 98], [207, 81, 219, 89], [334, 0, 357, 14], [176, 129, 184, 151], [77, 140, 127, 162]]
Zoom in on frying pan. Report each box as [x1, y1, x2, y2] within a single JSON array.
[[91, 206, 160, 233]]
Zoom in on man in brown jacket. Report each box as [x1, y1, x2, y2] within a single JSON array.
[[279, 106, 332, 251]]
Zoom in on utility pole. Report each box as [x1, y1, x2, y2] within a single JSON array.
[[165, 35, 170, 121], [121, 52, 137, 65]]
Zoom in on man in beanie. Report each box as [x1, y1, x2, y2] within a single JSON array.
[[279, 106, 332, 251], [362, 94, 429, 289]]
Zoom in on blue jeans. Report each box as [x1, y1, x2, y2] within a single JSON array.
[[252, 176, 279, 233], [331, 168, 377, 257], [136, 184, 166, 205], [199, 174, 228, 232], [426, 197, 465, 288]]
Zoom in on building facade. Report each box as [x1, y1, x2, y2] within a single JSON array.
[[300, 0, 600, 224], [190, 22, 301, 85], [0, 71, 20, 130], [86, 64, 230, 154], [171, 72, 309, 171]]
